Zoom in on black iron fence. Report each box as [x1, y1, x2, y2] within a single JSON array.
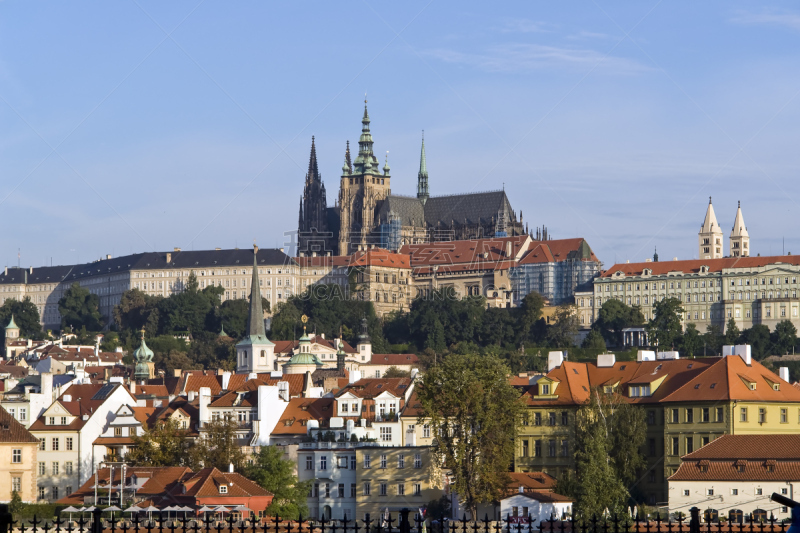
[[0, 507, 793, 533]]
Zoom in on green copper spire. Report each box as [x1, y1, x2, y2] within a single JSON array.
[[353, 96, 378, 174], [5, 315, 18, 330], [417, 131, 429, 202], [134, 328, 154, 382]]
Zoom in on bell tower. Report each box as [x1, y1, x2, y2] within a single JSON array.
[[698, 197, 724, 259], [338, 98, 391, 255], [729, 201, 750, 257]]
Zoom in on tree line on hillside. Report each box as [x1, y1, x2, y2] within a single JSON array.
[[592, 297, 799, 361]]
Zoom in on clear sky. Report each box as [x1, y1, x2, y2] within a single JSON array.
[[2, 1, 800, 269]]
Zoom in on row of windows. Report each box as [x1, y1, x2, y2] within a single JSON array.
[[5, 407, 28, 421], [38, 461, 74, 476], [39, 437, 74, 451], [38, 485, 72, 501], [668, 407, 725, 424], [519, 439, 569, 458], [522, 411, 569, 426], [312, 481, 422, 498]]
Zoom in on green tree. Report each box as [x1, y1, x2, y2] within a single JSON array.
[[681, 323, 703, 358], [9, 490, 23, 521], [194, 415, 246, 471], [58, 282, 104, 331], [570, 390, 646, 516], [595, 300, 644, 347], [518, 291, 545, 341], [416, 353, 524, 518], [581, 329, 607, 352], [724, 318, 741, 345], [0, 297, 44, 345], [382, 366, 411, 378], [113, 288, 162, 337], [646, 298, 684, 349], [742, 324, 771, 360], [772, 320, 798, 355], [126, 419, 198, 468], [704, 324, 724, 356], [244, 446, 313, 520], [547, 304, 579, 348]]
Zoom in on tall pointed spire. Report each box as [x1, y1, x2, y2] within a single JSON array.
[[730, 200, 750, 257], [342, 140, 352, 175], [417, 131, 429, 202], [246, 245, 267, 340], [307, 135, 320, 183], [699, 197, 724, 259], [353, 97, 377, 173]]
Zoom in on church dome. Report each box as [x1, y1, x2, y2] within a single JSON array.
[[133, 334, 154, 363]]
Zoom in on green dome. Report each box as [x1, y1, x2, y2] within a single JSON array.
[[134, 336, 154, 363], [5, 315, 18, 330], [287, 351, 323, 367]]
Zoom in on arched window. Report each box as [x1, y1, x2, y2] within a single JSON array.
[[243, 351, 248, 361], [261, 350, 266, 358], [752, 509, 767, 523], [703, 509, 718, 523], [728, 510, 743, 524]]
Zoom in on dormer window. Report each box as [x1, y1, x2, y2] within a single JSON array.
[[219, 485, 228, 494]]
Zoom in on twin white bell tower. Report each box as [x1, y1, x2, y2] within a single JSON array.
[[698, 198, 749, 260]]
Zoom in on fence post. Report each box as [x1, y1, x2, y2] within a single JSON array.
[[92, 508, 103, 533], [0, 504, 11, 533], [400, 509, 411, 533], [688, 509, 700, 533]]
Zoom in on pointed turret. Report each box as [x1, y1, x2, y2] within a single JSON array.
[[699, 197, 724, 259], [134, 328, 155, 382], [307, 135, 320, 183], [730, 201, 750, 257], [353, 98, 378, 173], [417, 131, 429, 202], [342, 140, 352, 175], [383, 152, 390, 176], [235, 245, 275, 374]]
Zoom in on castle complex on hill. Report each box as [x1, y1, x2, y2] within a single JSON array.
[[298, 101, 527, 256]]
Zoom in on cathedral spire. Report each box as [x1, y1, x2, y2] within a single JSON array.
[[699, 197, 724, 259], [307, 136, 320, 183], [353, 97, 377, 173], [245, 245, 267, 340], [417, 131, 429, 202]]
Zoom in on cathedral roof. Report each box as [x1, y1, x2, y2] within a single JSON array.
[[423, 190, 514, 228], [376, 195, 426, 227]]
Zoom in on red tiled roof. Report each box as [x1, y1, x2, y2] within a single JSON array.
[[518, 238, 599, 265], [348, 249, 411, 269], [172, 467, 272, 499], [369, 353, 419, 366], [682, 435, 800, 461], [401, 236, 530, 267], [507, 472, 558, 492], [272, 397, 334, 435], [670, 460, 800, 482], [57, 466, 193, 505], [337, 378, 412, 399], [0, 406, 39, 443], [601, 254, 800, 278]]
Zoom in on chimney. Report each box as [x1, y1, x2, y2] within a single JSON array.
[[198, 387, 212, 426], [29, 266, 33, 274], [40, 373, 54, 402], [779, 367, 790, 382], [320, 333, 325, 340], [188, 390, 197, 402], [547, 351, 564, 372], [228, 463, 234, 473], [166, 253, 172, 263], [173, 369, 181, 378], [174, 247, 181, 252], [221, 371, 231, 391], [597, 353, 616, 368], [130, 382, 136, 394], [506, 241, 512, 257], [106, 255, 112, 260]]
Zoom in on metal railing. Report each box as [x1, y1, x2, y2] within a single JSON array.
[[0, 506, 793, 533]]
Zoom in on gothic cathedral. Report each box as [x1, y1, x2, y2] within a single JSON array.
[[298, 101, 527, 256]]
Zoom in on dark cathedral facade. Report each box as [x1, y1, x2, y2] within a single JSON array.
[[297, 102, 527, 256]]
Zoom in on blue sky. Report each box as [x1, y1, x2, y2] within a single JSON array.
[[2, 2, 800, 269]]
